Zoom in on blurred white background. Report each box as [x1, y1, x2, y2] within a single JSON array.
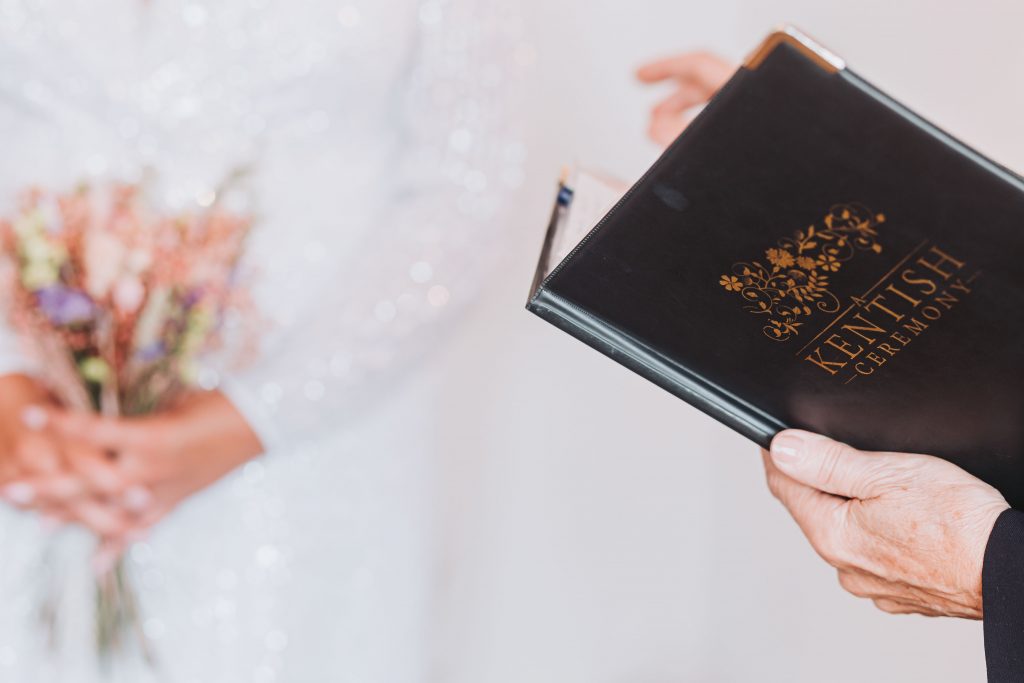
[[433, 1, 1024, 681]]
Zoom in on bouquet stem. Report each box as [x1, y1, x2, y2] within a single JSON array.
[[96, 560, 154, 670], [93, 317, 154, 670]]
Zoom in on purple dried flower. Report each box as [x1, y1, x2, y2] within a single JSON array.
[[134, 342, 167, 363], [181, 288, 204, 309], [35, 285, 96, 326]]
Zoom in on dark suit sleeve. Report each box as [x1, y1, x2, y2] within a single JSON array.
[[984, 508, 1024, 682]]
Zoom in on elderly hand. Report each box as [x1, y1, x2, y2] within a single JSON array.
[[636, 51, 735, 146], [764, 430, 1009, 618]]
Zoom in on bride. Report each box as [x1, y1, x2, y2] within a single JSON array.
[[0, 0, 525, 680]]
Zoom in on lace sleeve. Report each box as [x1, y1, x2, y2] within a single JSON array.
[[220, 0, 527, 450]]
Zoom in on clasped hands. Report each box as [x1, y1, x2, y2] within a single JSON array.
[[0, 375, 263, 573]]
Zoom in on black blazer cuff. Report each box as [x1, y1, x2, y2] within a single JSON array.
[[983, 508, 1024, 682]]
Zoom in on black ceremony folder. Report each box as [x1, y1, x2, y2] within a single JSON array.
[[527, 27, 1024, 505]]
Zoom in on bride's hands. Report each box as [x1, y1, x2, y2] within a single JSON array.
[[636, 51, 735, 147], [0, 375, 138, 542], [0, 374, 57, 486], [0, 388, 263, 569], [43, 391, 264, 562]]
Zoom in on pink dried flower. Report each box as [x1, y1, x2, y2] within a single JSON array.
[[0, 179, 255, 416]]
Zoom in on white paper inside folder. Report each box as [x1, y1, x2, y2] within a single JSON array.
[[545, 167, 628, 278]]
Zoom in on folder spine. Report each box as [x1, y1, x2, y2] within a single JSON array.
[[527, 288, 785, 448]]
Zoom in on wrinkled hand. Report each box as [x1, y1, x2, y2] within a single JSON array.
[[764, 430, 1009, 618], [636, 51, 735, 147]]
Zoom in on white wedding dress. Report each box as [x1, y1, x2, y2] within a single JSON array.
[[0, 1, 525, 680]]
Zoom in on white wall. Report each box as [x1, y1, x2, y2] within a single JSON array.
[[435, 2, 1022, 681]]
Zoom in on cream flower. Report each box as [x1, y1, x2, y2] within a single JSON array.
[[83, 231, 126, 300], [113, 276, 146, 314]]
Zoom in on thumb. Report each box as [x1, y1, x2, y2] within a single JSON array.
[[769, 430, 894, 500]]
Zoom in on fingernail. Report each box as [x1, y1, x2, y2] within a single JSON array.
[[20, 405, 47, 431], [2, 482, 35, 505], [771, 433, 805, 466], [122, 486, 153, 512], [91, 549, 119, 577]]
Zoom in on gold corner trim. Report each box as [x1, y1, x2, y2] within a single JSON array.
[[744, 26, 845, 74]]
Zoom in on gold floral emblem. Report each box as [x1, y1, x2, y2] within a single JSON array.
[[719, 203, 886, 341]]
